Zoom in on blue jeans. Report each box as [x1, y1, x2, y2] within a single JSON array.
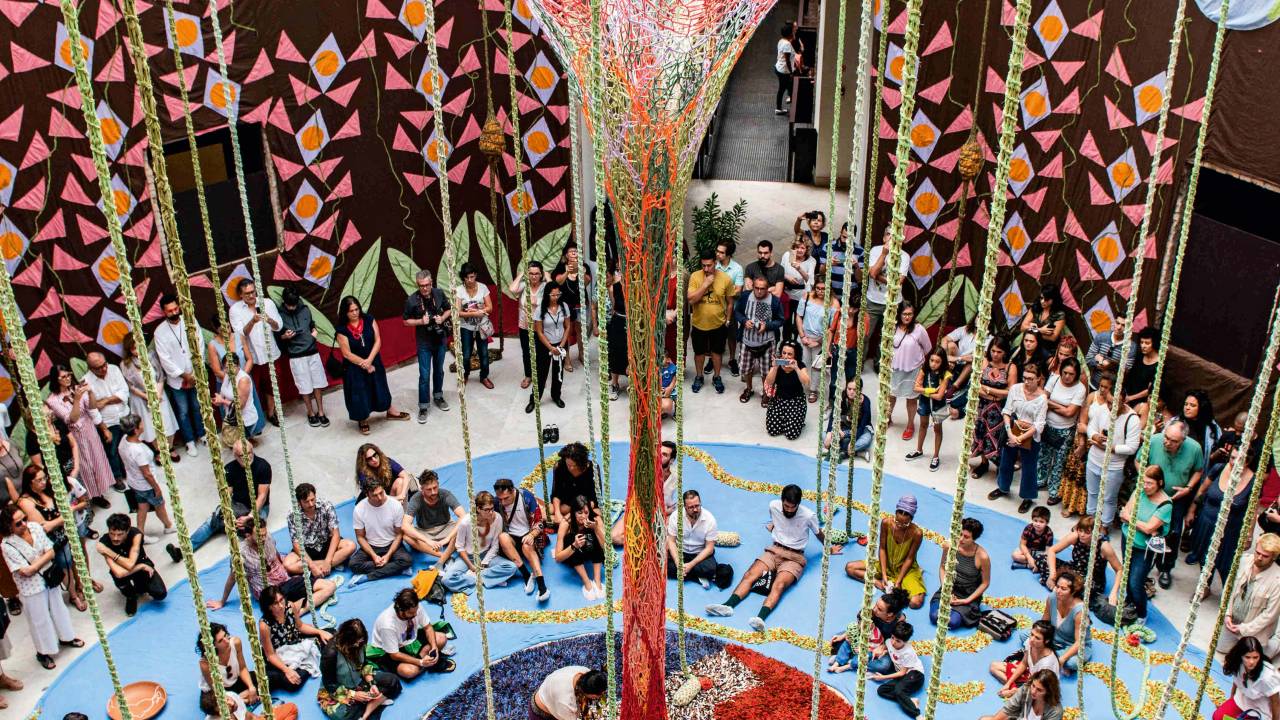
[[460, 328, 489, 380], [1120, 539, 1159, 620], [438, 554, 519, 593], [105, 423, 126, 482], [839, 427, 873, 456], [190, 503, 268, 551], [416, 341, 446, 408], [166, 385, 204, 444], [834, 639, 893, 673], [997, 440, 1041, 499], [1086, 461, 1126, 527]]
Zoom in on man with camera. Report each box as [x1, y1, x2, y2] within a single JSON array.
[[403, 269, 452, 424], [229, 279, 284, 426]]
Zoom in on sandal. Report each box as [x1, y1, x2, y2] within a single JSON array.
[[37, 654, 55, 670], [807, 391, 818, 404], [61, 638, 85, 648], [359, 422, 371, 435], [71, 594, 87, 612], [739, 388, 754, 404], [386, 410, 410, 421], [520, 377, 531, 389]]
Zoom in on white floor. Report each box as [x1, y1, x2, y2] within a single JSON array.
[[4, 179, 1223, 715]]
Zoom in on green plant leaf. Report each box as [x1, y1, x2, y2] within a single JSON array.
[[528, 224, 571, 271], [474, 211, 513, 291], [917, 275, 960, 327], [70, 357, 88, 382], [267, 286, 336, 346], [387, 248, 422, 297], [961, 276, 980, 323], [437, 217, 472, 284], [340, 237, 382, 311]]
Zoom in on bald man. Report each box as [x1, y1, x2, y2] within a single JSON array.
[[1147, 419, 1202, 589], [83, 351, 132, 495]]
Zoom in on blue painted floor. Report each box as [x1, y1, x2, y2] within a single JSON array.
[[35, 442, 1226, 719]]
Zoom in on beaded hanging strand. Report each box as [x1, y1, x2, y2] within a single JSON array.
[[674, 220, 689, 677], [920, 0, 1031, 717], [203, 0, 317, 625], [849, 0, 925, 717], [422, 3, 498, 717]]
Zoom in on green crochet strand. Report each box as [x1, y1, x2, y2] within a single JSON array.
[[850, 0, 924, 717], [920, 0, 1031, 717], [423, 3, 497, 717], [674, 219, 688, 678], [204, 0, 318, 628]]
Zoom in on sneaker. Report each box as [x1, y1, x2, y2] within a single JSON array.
[[609, 386, 620, 401], [537, 587, 550, 602], [774, 108, 787, 115], [691, 375, 704, 393], [929, 458, 941, 472], [704, 359, 714, 374], [1158, 571, 1172, 589], [905, 450, 924, 461], [418, 409, 429, 424], [401, 566, 414, 576], [308, 415, 320, 427], [712, 376, 725, 394], [857, 449, 871, 462], [728, 358, 740, 376], [697, 578, 710, 590], [525, 575, 537, 594], [143, 535, 159, 545], [186, 442, 197, 458], [748, 616, 766, 632], [434, 397, 450, 411], [125, 595, 138, 617], [348, 574, 369, 588], [583, 585, 595, 601], [319, 415, 331, 427], [163, 526, 177, 536], [705, 603, 734, 617], [441, 643, 457, 657], [165, 544, 182, 564]]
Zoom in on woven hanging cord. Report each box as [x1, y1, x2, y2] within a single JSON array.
[[203, 0, 318, 627], [849, 0, 925, 717], [154, 0, 272, 592], [918, 0, 1032, 718], [1073, 1, 1194, 716], [422, 3, 498, 717], [674, 220, 689, 677]]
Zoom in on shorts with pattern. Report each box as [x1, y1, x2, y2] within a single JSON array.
[[739, 341, 776, 377], [758, 543, 807, 581]]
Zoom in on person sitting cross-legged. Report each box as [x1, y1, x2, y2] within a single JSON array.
[[96, 513, 168, 617], [350, 483, 414, 585], [705, 483, 829, 632], [871, 620, 926, 718], [284, 483, 356, 579], [828, 587, 910, 674], [367, 588, 455, 679], [553, 495, 608, 601], [495, 477, 552, 602], [438, 491, 519, 593], [928, 517, 991, 630], [317, 618, 402, 720], [402, 469, 467, 559], [665, 490, 719, 588], [257, 584, 331, 693], [979, 669, 1065, 720], [846, 495, 927, 609], [207, 515, 336, 613], [171, 439, 271, 561]]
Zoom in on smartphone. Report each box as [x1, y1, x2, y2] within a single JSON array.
[[775, 359, 789, 366]]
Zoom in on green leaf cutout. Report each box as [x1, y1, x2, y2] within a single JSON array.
[[70, 357, 88, 382], [267, 285, 337, 347], [340, 237, 383, 311], [474, 211, 514, 293], [916, 275, 960, 327], [529, 225, 572, 272], [961, 276, 980, 323], [387, 248, 422, 297]]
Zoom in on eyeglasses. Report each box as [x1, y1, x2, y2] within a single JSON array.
[[364, 453, 378, 461]]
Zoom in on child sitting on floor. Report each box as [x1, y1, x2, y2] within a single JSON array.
[[1012, 505, 1053, 570], [871, 621, 926, 717]]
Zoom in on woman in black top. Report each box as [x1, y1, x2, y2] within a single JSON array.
[[1009, 331, 1050, 380], [765, 341, 810, 440], [1018, 286, 1067, 355], [553, 495, 607, 600], [605, 260, 628, 399], [550, 442, 597, 524], [1122, 328, 1160, 425], [257, 584, 331, 693]]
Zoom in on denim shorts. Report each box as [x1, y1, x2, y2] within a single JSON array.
[[126, 486, 165, 508]]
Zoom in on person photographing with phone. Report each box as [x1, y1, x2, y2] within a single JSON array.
[[553, 495, 608, 600], [764, 341, 810, 440]]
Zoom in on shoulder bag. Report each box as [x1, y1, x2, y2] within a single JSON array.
[[6, 535, 65, 589]]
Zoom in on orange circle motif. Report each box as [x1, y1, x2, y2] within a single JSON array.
[[309, 255, 333, 278], [0, 377, 13, 404], [526, 130, 550, 155], [296, 194, 319, 219], [1089, 309, 1112, 334], [60, 38, 89, 67], [98, 255, 121, 283], [1096, 235, 1120, 263], [112, 189, 131, 217], [404, 0, 426, 26], [314, 50, 340, 77], [102, 320, 130, 346], [99, 116, 122, 146], [1039, 15, 1064, 42], [1023, 91, 1047, 118], [1110, 162, 1136, 190], [300, 125, 326, 152], [1009, 158, 1031, 183], [1137, 85, 1163, 114], [0, 232, 23, 261], [910, 123, 935, 149], [1004, 294, 1023, 318], [914, 192, 940, 216], [511, 191, 533, 214], [211, 82, 237, 109], [174, 18, 199, 48], [910, 255, 933, 276], [530, 66, 557, 91], [0, 164, 11, 191], [1007, 226, 1028, 250], [889, 55, 905, 81]]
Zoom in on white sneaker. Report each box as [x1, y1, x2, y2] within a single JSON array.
[[524, 575, 536, 594], [705, 603, 734, 617], [441, 643, 457, 656], [583, 585, 594, 601], [348, 574, 369, 587], [537, 586, 550, 602], [162, 526, 177, 535], [142, 535, 159, 545], [748, 616, 766, 632], [697, 578, 710, 590], [186, 442, 197, 457]]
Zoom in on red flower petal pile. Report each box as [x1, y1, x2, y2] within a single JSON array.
[[714, 645, 854, 720]]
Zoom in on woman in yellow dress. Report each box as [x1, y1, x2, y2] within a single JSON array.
[[845, 495, 926, 609]]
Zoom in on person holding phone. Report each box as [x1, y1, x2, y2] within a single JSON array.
[[553, 496, 607, 600], [764, 341, 810, 441], [368, 588, 455, 679]]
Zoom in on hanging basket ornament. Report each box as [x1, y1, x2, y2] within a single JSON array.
[[479, 114, 505, 159], [957, 129, 983, 182]]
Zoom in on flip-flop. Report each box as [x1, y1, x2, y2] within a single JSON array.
[[359, 422, 371, 435], [60, 638, 85, 648]]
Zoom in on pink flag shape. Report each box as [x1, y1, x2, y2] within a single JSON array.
[[887, 10, 908, 33], [1053, 60, 1085, 84], [1133, 309, 1149, 333], [1105, 96, 1133, 130], [918, 76, 950, 104], [538, 165, 567, 185], [204, 30, 235, 65], [1120, 204, 1144, 226], [881, 87, 901, 109], [494, 47, 509, 75], [0, 107, 23, 141], [13, 257, 43, 287], [446, 156, 471, 184], [458, 47, 481, 74], [76, 214, 109, 244], [1022, 49, 1045, 70], [159, 65, 200, 91], [1088, 173, 1112, 205], [124, 213, 153, 240], [402, 110, 432, 130], [239, 101, 271, 125], [1076, 250, 1102, 281], [1141, 130, 1177, 155], [1144, 235, 1159, 260], [61, 175, 94, 206], [70, 154, 96, 179], [189, 275, 214, 289], [878, 115, 897, 140], [544, 189, 567, 213], [973, 201, 990, 229], [276, 31, 305, 62], [10, 43, 50, 73], [1073, 10, 1103, 39], [1110, 278, 1132, 300], [283, 230, 307, 251], [392, 124, 417, 153], [289, 75, 320, 105], [1104, 47, 1130, 85], [997, 250, 1013, 267], [1031, 129, 1060, 152], [1055, 87, 1080, 115], [96, 47, 125, 82], [267, 99, 293, 133], [0, 1, 39, 27], [944, 106, 973, 134], [62, 294, 101, 316], [1063, 210, 1086, 240], [47, 86, 81, 106], [135, 239, 163, 268], [934, 217, 959, 241], [348, 30, 377, 62], [273, 258, 301, 281], [13, 177, 45, 211], [1155, 157, 1174, 185], [1079, 131, 1105, 165], [1059, 280, 1080, 312], [985, 67, 1005, 95], [1040, 152, 1063, 179], [366, 0, 395, 19], [245, 50, 274, 83], [0, 60, 8, 83], [313, 157, 341, 181], [878, 177, 895, 203], [61, 319, 93, 344], [52, 244, 88, 270], [1173, 97, 1204, 123], [385, 62, 412, 91], [930, 146, 960, 173], [384, 32, 417, 59], [339, 221, 363, 252], [272, 154, 304, 182], [326, 77, 361, 107], [326, 172, 353, 200], [403, 172, 435, 194], [435, 17, 453, 49], [1019, 254, 1045, 278], [923, 22, 953, 55], [1034, 220, 1059, 244], [1022, 186, 1047, 213], [310, 211, 338, 241], [162, 94, 188, 122], [456, 114, 482, 146], [547, 103, 569, 124], [332, 112, 361, 140], [953, 244, 972, 268], [443, 87, 472, 115], [35, 209, 65, 241], [1001, 0, 1016, 24], [49, 106, 82, 139]]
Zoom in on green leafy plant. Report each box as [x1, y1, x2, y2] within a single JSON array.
[[688, 193, 747, 272]]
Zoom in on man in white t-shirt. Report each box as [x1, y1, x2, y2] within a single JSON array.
[[350, 484, 413, 584], [228, 278, 283, 424], [774, 25, 796, 115], [611, 441, 678, 546], [369, 587, 455, 678], [532, 666, 607, 719], [706, 483, 827, 632], [866, 237, 911, 368], [83, 351, 131, 492], [665, 489, 720, 587]]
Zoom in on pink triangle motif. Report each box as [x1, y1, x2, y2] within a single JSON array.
[[0, 1, 39, 27], [458, 47, 481, 74], [1120, 204, 1145, 225], [997, 250, 1013, 267], [1155, 157, 1175, 185], [547, 103, 569, 124], [1063, 210, 1086, 240], [1110, 279, 1132, 300], [944, 106, 973, 134], [392, 125, 417, 153], [402, 110, 432, 130], [1076, 250, 1101, 281], [1104, 48, 1131, 85], [309, 211, 338, 241], [267, 100, 292, 133], [1144, 235, 1159, 260], [443, 87, 472, 115], [276, 32, 306, 62], [240, 101, 271, 125], [1055, 88, 1080, 115], [10, 43, 50, 73], [0, 107, 22, 141], [272, 155, 303, 182], [61, 175, 94, 205], [124, 213, 153, 240], [135, 240, 163, 267], [313, 157, 341, 180], [1031, 129, 1060, 152], [934, 217, 958, 241], [327, 172, 353, 200], [245, 50, 274, 83], [70, 154, 96, 179], [13, 177, 46, 210], [1142, 130, 1177, 155], [385, 63, 412, 91], [1033, 219, 1058, 244], [366, 0, 396, 19], [985, 67, 1005, 95], [1053, 60, 1085, 84], [339, 221, 362, 252], [52, 244, 88, 270], [62, 294, 100, 316], [882, 87, 901, 110], [446, 156, 471, 184], [332, 112, 361, 141], [49, 106, 83, 139], [1022, 186, 1048, 212], [456, 114, 482, 146], [95, 47, 125, 82], [384, 32, 417, 60], [1105, 96, 1133, 130], [1087, 173, 1112, 205], [35, 209, 65, 241], [929, 146, 960, 173], [289, 75, 320, 105], [13, 257, 43, 286], [403, 172, 436, 194], [1040, 153, 1063, 179], [1073, 11, 1103, 40], [348, 31, 377, 61], [1172, 97, 1204, 123], [1019, 254, 1045, 278], [923, 22, 953, 55], [1079, 131, 1105, 165], [283, 230, 307, 251], [538, 165, 567, 185], [76, 214, 109, 244], [1022, 49, 1045, 70], [61, 319, 94, 344], [325, 77, 361, 106], [273, 258, 301, 281], [436, 18, 453, 49], [1059, 280, 1080, 312], [918, 76, 950, 104]]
